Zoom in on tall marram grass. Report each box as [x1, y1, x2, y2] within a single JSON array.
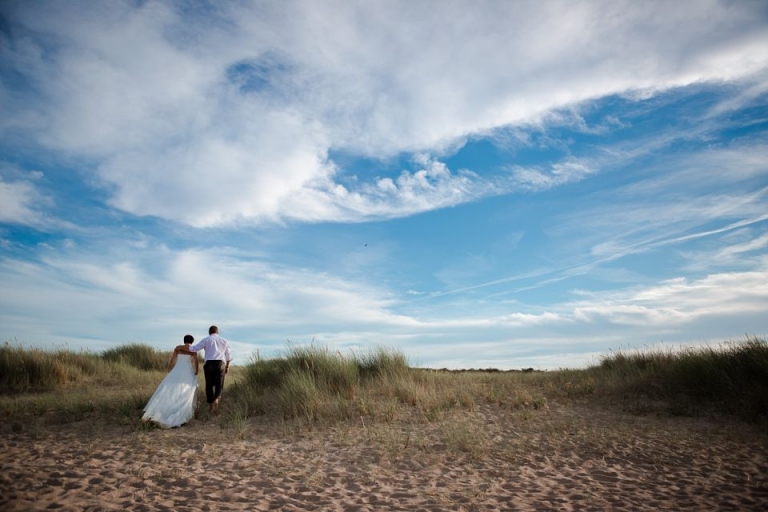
[[551, 337, 768, 421], [356, 346, 409, 380], [101, 343, 170, 372], [228, 344, 457, 425], [239, 345, 408, 391], [1, 343, 181, 433], [228, 339, 768, 425], [1, 344, 65, 393], [0, 343, 170, 393]]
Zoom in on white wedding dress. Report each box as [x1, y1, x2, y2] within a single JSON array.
[[142, 354, 198, 428]]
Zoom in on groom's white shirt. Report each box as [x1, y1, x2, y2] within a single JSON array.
[[190, 334, 232, 362]]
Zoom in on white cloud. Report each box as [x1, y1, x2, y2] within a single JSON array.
[[2, 0, 767, 226], [510, 158, 597, 191], [0, 244, 417, 358], [705, 71, 768, 118], [569, 266, 768, 326], [98, 114, 334, 227], [279, 156, 502, 223], [683, 232, 768, 270], [0, 178, 44, 225]]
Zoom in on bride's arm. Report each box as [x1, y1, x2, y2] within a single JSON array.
[[169, 350, 178, 370]]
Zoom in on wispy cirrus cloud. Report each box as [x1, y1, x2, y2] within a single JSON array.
[[417, 134, 768, 304], [509, 158, 597, 191], [547, 138, 768, 262], [679, 230, 768, 272]]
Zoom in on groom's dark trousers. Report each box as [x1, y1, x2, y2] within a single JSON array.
[[203, 360, 226, 403]]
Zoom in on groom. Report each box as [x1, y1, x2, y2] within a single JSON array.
[[190, 325, 232, 413]]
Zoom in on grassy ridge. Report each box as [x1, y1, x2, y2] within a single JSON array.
[[1, 338, 766, 435], [595, 337, 768, 419], [228, 345, 420, 424], [0, 343, 170, 393], [102, 344, 171, 372], [227, 338, 768, 425], [0, 343, 179, 434]]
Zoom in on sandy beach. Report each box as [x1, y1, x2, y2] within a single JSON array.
[[2, 400, 767, 511]]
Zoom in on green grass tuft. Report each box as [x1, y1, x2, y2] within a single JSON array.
[[101, 343, 170, 372], [227, 344, 481, 426], [568, 336, 768, 421], [0, 344, 64, 393], [356, 346, 410, 380]]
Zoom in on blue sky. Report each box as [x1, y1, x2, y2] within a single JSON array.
[[1, 0, 767, 369]]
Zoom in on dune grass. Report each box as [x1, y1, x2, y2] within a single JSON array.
[[101, 343, 172, 372], [227, 344, 429, 426], [227, 337, 768, 426], [589, 337, 768, 420], [0, 342, 179, 434], [1, 337, 766, 437], [0, 342, 172, 394]]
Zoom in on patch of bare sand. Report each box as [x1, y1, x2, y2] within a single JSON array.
[[1, 402, 767, 511]]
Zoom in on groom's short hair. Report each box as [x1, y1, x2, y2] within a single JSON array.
[[183, 335, 194, 344], [209, 325, 218, 335]]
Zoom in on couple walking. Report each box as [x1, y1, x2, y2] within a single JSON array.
[[142, 325, 232, 428]]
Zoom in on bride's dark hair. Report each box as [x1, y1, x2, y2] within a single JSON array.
[[183, 335, 194, 344]]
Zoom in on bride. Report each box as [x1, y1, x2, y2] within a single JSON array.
[[142, 335, 199, 428]]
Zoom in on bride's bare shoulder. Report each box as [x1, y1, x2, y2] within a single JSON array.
[[174, 345, 192, 354]]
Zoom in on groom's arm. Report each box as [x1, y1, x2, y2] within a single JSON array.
[[225, 343, 232, 373], [189, 338, 206, 353]]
